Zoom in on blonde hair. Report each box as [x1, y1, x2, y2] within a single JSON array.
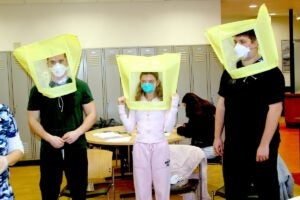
[[135, 72, 163, 101]]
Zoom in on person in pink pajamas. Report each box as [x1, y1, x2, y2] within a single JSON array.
[[118, 72, 179, 200]]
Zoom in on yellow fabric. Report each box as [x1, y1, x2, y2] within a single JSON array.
[[13, 34, 82, 98], [117, 53, 180, 110], [205, 4, 278, 79]]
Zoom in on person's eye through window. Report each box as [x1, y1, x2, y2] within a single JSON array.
[[49, 59, 65, 66], [141, 80, 155, 84]]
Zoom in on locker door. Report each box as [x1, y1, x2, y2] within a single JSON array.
[[208, 47, 223, 105], [77, 51, 87, 81], [140, 47, 155, 56], [122, 48, 138, 56], [103, 48, 122, 122], [0, 52, 12, 106], [11, 56, 38, 160], [156, 46, 172, 55], [191, 45, 210, 100], [174, 46, 191, 124], [84, 49, 105, 119]]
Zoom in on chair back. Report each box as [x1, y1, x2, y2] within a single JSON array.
[[87, 149, 113, 183]]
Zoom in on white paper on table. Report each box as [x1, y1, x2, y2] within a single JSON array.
[[93, 132, 122, 139], [106, 136, 131, 143], [164, 132, 171, 136]]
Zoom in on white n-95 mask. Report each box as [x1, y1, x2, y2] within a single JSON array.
[[50, 63, 68, 78], [234, 43, 250, 60]]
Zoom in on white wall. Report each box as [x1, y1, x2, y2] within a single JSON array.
[[272, 16, 300, 86], [0, 0, 221, 51]]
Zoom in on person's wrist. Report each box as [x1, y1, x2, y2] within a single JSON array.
[[44, 132, 53, 143]]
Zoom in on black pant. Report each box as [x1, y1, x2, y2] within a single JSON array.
[[223, 141, 280, 200], [39, 144, 88, 200]]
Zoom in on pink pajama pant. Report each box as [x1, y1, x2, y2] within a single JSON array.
[[132, 140, 170, 200]]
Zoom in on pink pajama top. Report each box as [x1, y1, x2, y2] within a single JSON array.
[[118, 95, 179, 143]]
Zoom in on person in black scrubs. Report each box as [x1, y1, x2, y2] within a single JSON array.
[[213, 30, 285, 200], [27, 54, 97, 200]]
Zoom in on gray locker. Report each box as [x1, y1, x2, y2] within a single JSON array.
[[122, 48, 138, 55], [77, 52, 87, 81], [156, 46, 172, 55], [140, 47, 155, 56], [191, 45, 210, 100], [11, 56, 40, 160], [208, 48, 223, 104], [103, 48, 122, 122], [191, 45, 223, 105], [84, 49, 105, 120], [174, 46, 191, 124], [0, 52, 12, 106]]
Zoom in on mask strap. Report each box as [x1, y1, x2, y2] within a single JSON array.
[[58, 97, 64, 112]]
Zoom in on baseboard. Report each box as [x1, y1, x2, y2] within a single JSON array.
[[13, 160, 40, 167]]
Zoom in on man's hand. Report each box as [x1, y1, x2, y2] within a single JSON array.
[[256, 145, 269, 162], [48, 135, 65, 148], [62, 131, 81, 144], [213, 137, 224, 156]]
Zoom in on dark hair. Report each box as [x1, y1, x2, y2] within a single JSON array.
[[235, 29, 257, 42], [182, 93, 215, 118]]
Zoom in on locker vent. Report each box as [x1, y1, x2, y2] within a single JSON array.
[[105, 50, 118, 65], [210, 52, 219, 62], [179, 51, 189, 63], [0, 60, 4, 69], [174, 47, 190, 63], [13, 59, 23, 69], [193, 53, 205, 62], [86, 51, 101, 67]]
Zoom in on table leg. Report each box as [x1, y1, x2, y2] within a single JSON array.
[[128, 145, 131, 172]]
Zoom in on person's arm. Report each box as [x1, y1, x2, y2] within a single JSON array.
[[7, 132, 24, 166], [118, 96, 136, 132], [164, 94, 179, 133], [256, 102, 283, 162], [6, 150, 23, 166], [213, 96, 225, 156], [0, 134, 23, 174], [28, 110, 65, 148], [177, 124, 190, 137], [0, 150, 23, 175], [62, 101, 97, 144]]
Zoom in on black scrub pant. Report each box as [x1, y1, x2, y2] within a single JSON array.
[[223, 140, 280, 200], [39, 144, 88, 200]]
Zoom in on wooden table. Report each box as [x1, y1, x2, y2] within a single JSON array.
[[86, 126, 184, 145], [85, 126, 184, 172]]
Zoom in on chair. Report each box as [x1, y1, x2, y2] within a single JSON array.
[[170, 144, 211, 200], [170, 166, 202, 199], [59, 148, 115, 200]]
